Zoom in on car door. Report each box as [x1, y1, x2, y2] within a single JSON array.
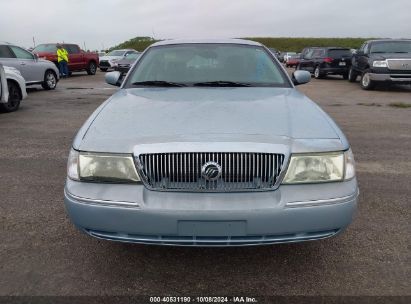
[[65, 44, 82, 71], [357, 43, 370, 71], [8, 45, 43, 83], [299, 49, 314, 71]]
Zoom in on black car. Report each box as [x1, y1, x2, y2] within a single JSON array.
[[348, 39, 411, 90], [297, 47, 352, 79], [114, 52, 141, 74]]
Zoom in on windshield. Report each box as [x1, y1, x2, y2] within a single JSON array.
[[107, 50, 127, 56], [33, 44, 57, 53], [126, 44, 289, 87], [370, 41, 411, 53], [125, 53, 141, 59], [328, 49, 351, 58]]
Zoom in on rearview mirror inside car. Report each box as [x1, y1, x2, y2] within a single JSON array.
[[292, 70, 311, 86], [105, 71, 122, 87]]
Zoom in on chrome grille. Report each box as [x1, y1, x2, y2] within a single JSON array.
[[137, 152, 285, 192], [387, 59, 411, 70]]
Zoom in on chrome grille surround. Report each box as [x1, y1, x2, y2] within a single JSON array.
[[387, 59, 411, 71], [135, 151, 285, 192]]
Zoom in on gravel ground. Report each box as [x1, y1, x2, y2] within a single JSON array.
[[0, 71, 410, 297]]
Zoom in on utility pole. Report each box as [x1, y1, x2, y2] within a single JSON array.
[[32, 36, 36, 47]]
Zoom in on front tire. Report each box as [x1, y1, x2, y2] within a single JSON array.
[[360, 70, 376, 90], [87, 61, 97, 75], [0, 80, 21, 112], [348, 67, 358, 82], [41, 70, 57, 90]]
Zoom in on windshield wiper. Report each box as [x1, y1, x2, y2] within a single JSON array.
[[131, 80, 187, 87], [193, 81, 252, 87]]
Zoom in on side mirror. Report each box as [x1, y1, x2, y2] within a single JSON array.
[[33, 53, 39, 60], [356, 50, 364, 56], [105, 71, 122, 87], [292, 70, 311, 86]]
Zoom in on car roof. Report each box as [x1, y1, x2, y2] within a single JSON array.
[[318, 47, 351, 50], [112, 49, 137, 51], [366, 39, 411, 43], [151, 39, 262, 47]]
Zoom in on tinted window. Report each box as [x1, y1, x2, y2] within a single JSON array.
[[0, 45, 16, 58], [127, 44, 289, 87], [65, 45, 80, 54], [312, 49, 325, 58], [328, 49, 351, 58], [370, 41, 411, 53], [33, 44, 58, 53], [10, 46, 34, 59], [125, 53, 141, 59], [108, 50, 127, 56]]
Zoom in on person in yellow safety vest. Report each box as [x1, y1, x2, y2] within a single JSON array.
[[56, 44, 69, 78]]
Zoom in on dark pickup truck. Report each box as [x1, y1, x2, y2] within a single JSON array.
[[297, 47, 352, 79], [348, 39, 411, 90], [33, 43, 99, 75]]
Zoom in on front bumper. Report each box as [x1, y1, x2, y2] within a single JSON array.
[[114, 65, 131, 74], [369, 72, 411, 83], [99, 61, 112, 69], [64, 178, 358, 246]]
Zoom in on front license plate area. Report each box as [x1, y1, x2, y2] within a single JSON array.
[[339, 62, 346, 66], [178, 221, 247, 236]]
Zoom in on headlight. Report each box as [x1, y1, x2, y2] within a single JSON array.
[[67, 149, 140, 183], [282, 150, 355, 184], [372, 60, 388, 68]]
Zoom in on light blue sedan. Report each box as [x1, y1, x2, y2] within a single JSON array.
[[64, 39, 358, 246]]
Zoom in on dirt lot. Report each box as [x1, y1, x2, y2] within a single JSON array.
[[0, 71, 410, 297]]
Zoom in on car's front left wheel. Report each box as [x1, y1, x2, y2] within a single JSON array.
[[360, 70, 376, 90], [42, 70, 57, 90], [87, 61, 97, 75], [0, 80, 21, 112]]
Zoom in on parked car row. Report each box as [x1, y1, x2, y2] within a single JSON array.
[[276, 39, 411, 90]]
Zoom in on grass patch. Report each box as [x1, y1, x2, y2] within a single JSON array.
[[108, 36, 374, 52], [389, 102, 411, 108], [357, 102, 382, 107]]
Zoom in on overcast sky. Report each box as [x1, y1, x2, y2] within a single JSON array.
[[1, 0, 410, 50]]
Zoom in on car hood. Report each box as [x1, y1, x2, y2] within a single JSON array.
[[117, 58, 138, 65], [369, 53, 411, 60], [76, 87, 345, 153], [99, 55, 123, 61]]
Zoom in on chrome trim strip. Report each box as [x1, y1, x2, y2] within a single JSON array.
[[286, 191, 359, 208], [135, 151, 287, 192], [65, 189, 141, 208]]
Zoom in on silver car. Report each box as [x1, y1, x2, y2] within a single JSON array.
[[64, 39, 358, 246], [0, 42, 59, 90]]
